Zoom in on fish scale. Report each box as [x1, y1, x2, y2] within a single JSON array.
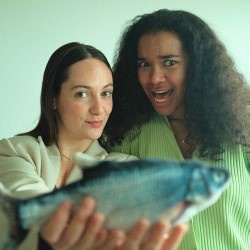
[[19, 164, 187, 229]]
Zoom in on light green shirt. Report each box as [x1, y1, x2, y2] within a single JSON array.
[[108, 113, 250, 250]]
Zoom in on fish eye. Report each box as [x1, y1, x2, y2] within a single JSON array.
[[212, 171, 226, 183]]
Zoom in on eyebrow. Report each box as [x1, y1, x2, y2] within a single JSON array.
[[71, 83, 113, 90], [160, 54, 181, 59], [137, 54, 181, 61]]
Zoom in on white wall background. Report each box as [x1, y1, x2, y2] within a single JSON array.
[[1, 0, 250, 139]]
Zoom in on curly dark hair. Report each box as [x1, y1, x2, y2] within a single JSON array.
[[104, 9, 250, 159]]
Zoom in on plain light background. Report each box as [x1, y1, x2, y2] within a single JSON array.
[[1, 0, 250, 139]]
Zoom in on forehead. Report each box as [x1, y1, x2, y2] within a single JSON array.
[[67, 58, 111, 77], [137, 31, 184, 57], [61, 58, 113, 91]]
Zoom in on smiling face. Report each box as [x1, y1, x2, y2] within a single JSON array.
[[53, 58, 113, 143], [137, 31, 188, 118]]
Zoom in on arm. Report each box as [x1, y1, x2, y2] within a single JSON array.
[[0, 137, 52, 197]]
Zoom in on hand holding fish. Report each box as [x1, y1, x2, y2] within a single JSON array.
[[40, 197, 188, 250], [40, 197, 105, 249], [109, 220, 188, 250]]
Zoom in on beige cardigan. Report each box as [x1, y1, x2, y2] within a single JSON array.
[[0, 135, 137, 249]]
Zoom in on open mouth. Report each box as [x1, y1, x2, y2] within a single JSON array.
[[152, 89, 173, 102]]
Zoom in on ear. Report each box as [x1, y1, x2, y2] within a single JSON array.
[[52, 97, 57, 110]]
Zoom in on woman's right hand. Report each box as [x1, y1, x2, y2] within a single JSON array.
[[40, 197, 106, 250], [40, 197, 187, 250]]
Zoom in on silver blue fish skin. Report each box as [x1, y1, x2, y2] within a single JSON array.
[[0, 157, 230, 249]]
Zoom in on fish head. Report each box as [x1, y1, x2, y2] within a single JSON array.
[[172, 161, 230, 225], [186, 162, 230, 202]]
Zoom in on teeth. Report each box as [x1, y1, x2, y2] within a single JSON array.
[[153, 90, 172, 96], [153, 90, 170, 94], [155, 91, 165, 94], [152, 89, 173, 102]]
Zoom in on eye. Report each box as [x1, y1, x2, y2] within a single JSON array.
[[75, 91, 88, 98], [102, 91, 113, 97], [164, 60, 177, 66], [137, 61, 149, 68], [212, 170, 226, 184]]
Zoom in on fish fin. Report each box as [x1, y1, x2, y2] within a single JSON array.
[[0, 182, 28, 249], [75, 153, 100, 169]]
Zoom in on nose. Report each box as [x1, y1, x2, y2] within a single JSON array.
[[89, 97, 104, 116], [150, 66, 166, 84]]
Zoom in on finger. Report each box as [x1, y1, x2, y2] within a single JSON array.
[[120, 219, 151, 250], [60, 197, 96, 245], [74, 212, 105, 250], [161, 224, 188, 250], [94, 229, 109, 248], [141, 221, 168, 250], [40, 200, 72, 245], [98, 229, 126, 250]]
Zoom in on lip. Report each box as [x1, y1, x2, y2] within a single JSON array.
[[150, 89, 173, 107], [86, 120, 103, 128]]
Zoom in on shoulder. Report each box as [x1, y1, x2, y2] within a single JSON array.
[[0, 135, 38, 143], [0, 135, 39, 153], [126, 113, 168, 139], [108, 113, 174, 158], [0, 136, 59, 196], [0, 135, 57, 160], [85, 140, 138, 162], [0, 135, 42, 155]]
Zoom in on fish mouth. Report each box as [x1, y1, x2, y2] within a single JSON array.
[[152, 89, 173, 102], [161, 200, 198, 226], [160, 202, 186, 225], [170, 201, 191, 225]]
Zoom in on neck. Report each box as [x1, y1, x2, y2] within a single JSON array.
[[61, 154, 74, 161], [57, 137, 94, 160], [167, 105, 185, 122]]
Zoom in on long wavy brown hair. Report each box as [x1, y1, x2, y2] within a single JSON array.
[[19, 42, 111, 146], [104, 9, 250, 160]]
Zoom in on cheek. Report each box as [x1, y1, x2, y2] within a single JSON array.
[[64, 104, 86, 118], [137, 70, 148, 86], [174, 69, 186, 88], [106, 101, 113, 114]]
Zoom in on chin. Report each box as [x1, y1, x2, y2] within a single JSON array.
[[154, 108, 171, 116], [90, 133, 103, 141]]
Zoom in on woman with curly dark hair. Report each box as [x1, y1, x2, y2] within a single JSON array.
[[104, 9, 250, 250]]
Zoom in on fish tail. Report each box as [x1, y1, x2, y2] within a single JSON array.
[[0, 183, 27, 250]]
